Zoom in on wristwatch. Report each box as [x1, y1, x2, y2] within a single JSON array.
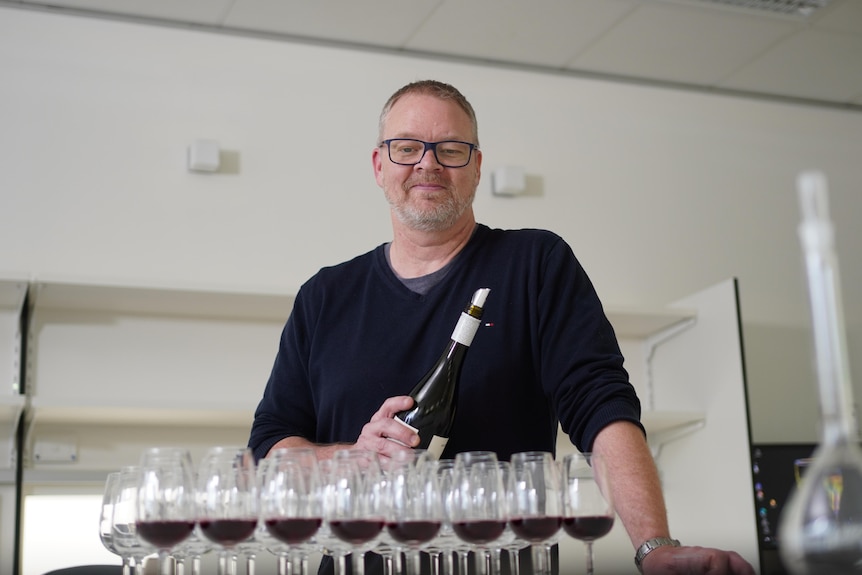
[[634, 537, 681, 572]]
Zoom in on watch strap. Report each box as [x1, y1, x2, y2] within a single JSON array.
[[634, 537, 681, 572]]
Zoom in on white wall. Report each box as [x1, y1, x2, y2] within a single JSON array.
[[2, 3, 862, 564], [4, 2, 862, 444]]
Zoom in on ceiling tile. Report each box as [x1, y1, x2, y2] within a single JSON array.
[[720, 28, 862, 103], [222, 0, 441, 47], [9, 0, 862, 109], [811, 0, 862, 36], [19, 0, 232, 25], [405, 0, 637, 68], [569, 2, 800, 86]]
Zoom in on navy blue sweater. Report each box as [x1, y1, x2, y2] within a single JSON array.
[[248, 224, 642, 461]]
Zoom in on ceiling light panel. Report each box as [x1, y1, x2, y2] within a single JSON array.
[[683, 0, 832, 17]]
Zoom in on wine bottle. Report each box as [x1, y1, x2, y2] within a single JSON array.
[[393, 287, 491, 459]]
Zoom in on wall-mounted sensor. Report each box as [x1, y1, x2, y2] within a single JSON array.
[[188, 139, 221, 172], [491, 165, 526, 196]]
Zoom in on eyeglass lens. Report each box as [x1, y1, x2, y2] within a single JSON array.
[[386, 139, 473, 168]]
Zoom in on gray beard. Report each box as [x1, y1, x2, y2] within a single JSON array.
[[390, 189, 475, 232]]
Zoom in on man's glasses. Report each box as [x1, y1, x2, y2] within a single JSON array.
[[380, 139, 478, 168]]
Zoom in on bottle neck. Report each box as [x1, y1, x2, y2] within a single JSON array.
[[451, 309, 482, 347]]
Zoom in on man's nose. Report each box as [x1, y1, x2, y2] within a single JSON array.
[[415, 144, 443, 168]]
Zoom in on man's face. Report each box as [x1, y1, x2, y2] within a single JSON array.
[[373, 93, 482, 232]]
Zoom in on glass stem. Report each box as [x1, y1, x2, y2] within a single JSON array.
[[429, 551, 441, 575], [406, 549, 422, 575], [491, 548, 504, 573], [190, 555, 202, 575], [246, 554, 256, 575], [218, 551, 238, 575], [390, 550, 403, 575], [532, 543, 553, 574], [457, 550, 470, 575], [333, 552, 347, 575], [585, 541, 595, 575], [478, 549, 490, 575], [509, 548, 521, 575], [444, 550, 455, 575], [158, 551, 173, 575], [296, 552, 309, 575], [351, 552, 366, 575]]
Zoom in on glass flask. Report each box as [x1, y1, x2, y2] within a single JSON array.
[[778, 171, 862, 574]]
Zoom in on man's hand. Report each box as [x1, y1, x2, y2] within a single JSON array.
[[353, 395, 418, 457], [642, 545, 756, 575]]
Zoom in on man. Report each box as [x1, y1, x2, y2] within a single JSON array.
[[249, 79, 754, 575]]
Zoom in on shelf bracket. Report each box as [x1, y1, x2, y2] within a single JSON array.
[[642, 316, 697, 411], [649, 417, 706, 460]]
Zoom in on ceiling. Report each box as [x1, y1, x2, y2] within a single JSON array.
[[6, 0, 862, 110]]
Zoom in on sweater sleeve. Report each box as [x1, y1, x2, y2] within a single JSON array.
[[538, 236, 644, 452], [247, 287, 318, 461]]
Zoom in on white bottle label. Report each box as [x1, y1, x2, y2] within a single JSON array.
[[388, 417, 418, 447], [390, 417, 448, 459], [451, 312, 481, 346], [426, 435, 449, 460]]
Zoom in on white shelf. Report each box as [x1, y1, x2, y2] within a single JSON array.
[[642, 409, 705, 452], [606, 306, 695, 338], [0, 277, 28, 310], [28, 397, 256, 428], [31, 278, 294, 321], [25, 279, 286, 431], [641, 409, 704, 434], [1, 394, 25, 424], [23, 280, 702, 445], [556, 410, 705, 458]]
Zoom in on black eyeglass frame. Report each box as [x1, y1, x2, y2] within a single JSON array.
[[380, 138, 479, 168]]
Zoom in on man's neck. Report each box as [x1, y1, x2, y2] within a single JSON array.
[[389, 214, 477, 279]]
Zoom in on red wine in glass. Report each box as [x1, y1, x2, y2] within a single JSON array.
[[386, 520, 442, 545], [510, 516, 563, 542], [136, 520, 196, 549], [452, 520, 507, 545], [199, 518, 258, 546], [563, 515, 614, 541], [329, 519, 384, 544], [265, 517, 322, 545]]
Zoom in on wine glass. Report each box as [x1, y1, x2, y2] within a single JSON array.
[[418, 458, 457, 575], [135, 447, 197, 575], [508, 452, 563, 575], [561, 452, 615, 575], [494, 460, 529, 575], [384, 450, 442, 575], [112, 466, 156, 575], [170, 524, 212, 575], [197, 446, 260, 575], [450, 451, 507, 575], [325, 449, 386, 575], [260, 447, 323, 575], [100, 471, 133, 575], [316, 458, 353, 575]]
